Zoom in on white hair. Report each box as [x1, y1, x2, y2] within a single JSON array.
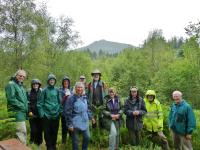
[[15, 69, 26, 77], [73, 82, 85, 95], [172, 90, 182, 97]]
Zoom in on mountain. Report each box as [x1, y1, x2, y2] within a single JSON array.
[[78, 39, 134, 54]]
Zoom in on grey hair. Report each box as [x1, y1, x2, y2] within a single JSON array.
[[15, 69, 26, 77], [172, 90, 182, 97], [73, 82, 85, 95]]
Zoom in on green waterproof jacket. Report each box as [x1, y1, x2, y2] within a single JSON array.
[[5, 78, 28, 122], [169, 100, 196, 135], [37, 74, 61, 119], [143, 90, 164, 132]]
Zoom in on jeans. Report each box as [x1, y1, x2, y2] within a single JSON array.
[[71, 128, 90, 150], [109, 122, 119, 150], [16, 121, 27, 145]]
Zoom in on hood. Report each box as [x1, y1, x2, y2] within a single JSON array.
[[145, 90, 156, 98], [47, 73, 56, 85], [31, 79, 41, 89], [62, 75, 71, 88]]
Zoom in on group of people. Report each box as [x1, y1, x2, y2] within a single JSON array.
[[5, 69, 196, 150]]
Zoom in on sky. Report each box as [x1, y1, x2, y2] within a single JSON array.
[[36, 0, 200, 47]]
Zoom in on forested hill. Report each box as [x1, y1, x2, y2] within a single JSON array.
[[78, 39, 134, 53]]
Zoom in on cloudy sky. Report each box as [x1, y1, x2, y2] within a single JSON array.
[[36, 0, 199, 47]]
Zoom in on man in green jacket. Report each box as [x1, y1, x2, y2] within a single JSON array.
[[169, 90, 196, 150], [5, 69, 28, 145], [37, 73, 61, 150]]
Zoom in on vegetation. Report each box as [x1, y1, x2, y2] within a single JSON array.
[[0, 0, 200, 149]]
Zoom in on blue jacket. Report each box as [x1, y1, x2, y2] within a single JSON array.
[[168, 100, 196, 135], [64, 94, 92, 131]]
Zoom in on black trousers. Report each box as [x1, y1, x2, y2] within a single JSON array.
[[29, 118, 43, 145], [43, 117, 59, 150], [61, 114, 69, 144]]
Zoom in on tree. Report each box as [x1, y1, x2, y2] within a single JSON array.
[[0, 0, 38, 69], [54, 16, 81, 50], [185, 20, 200, 45]]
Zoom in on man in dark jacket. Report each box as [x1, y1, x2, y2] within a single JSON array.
[[5, 69, 28, 145], [59, 75, 72, 144], [27, 79, 43, 146], [169, 90, 196, 150], [124, 86, 147, 146], [37, 73, 61, 150], [87, 69, 107, 128]]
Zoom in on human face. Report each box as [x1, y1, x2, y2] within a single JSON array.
[[63, 80, 69, 88], [16, 73, 26, 82], [93, 74, 100, 81], [32, 83, 39, 90], [172, 93, 182, 104], [80, 78, 86, 83], [109, 91, 115, 98], [131, 90, 138, 98], [49, 79, 55, 86], [75, 85, 84, 95], [147, 95, 154, 101]]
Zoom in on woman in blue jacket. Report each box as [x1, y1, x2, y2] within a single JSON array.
[[64, 82, 94, 150]]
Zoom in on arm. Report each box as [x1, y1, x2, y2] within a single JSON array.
[[124, 99, 133, 117], [157, 103, 164, 131], [186, 105, 196, 134], [138, 99, 147, 116], [5, 83, 24, 110], [102, 97, 111, 118], [64, 96, 74, 128], [37, 89, 45, 118]]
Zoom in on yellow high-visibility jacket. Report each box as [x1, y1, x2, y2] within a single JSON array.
[[143, 90, 163, 132]]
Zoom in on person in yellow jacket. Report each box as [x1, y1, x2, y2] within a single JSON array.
[[143, 90, 169, 150]]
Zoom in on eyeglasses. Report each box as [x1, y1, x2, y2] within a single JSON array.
[[131, 90, 137, 93], [17, 74, 26, 78]]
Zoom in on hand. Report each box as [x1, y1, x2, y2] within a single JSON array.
[[158, 131, 166, 139], [133, 111, 139, 116], [185, 134, 192, 140], [29, 112, 33, 117], [111, 114, 116, 120], [65, 90, 71, 96], [92, 118, 96, 124], [115, 114, 120, 119], [68, 127, 74, 132]]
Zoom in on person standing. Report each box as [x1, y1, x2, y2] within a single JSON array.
[[64, 82, 94, 150], [79, 75, 88, 95], [59, 75, 72, 144], [102, 88, 123, 150], [87, 69, 107, 127], [27, 79, 43, 146], [143, 90, 169, 150], [169, 91, 196, 150], [124, 86, 147, 146], [37, 73, 61, 150], [5, 69, 28, 145]]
